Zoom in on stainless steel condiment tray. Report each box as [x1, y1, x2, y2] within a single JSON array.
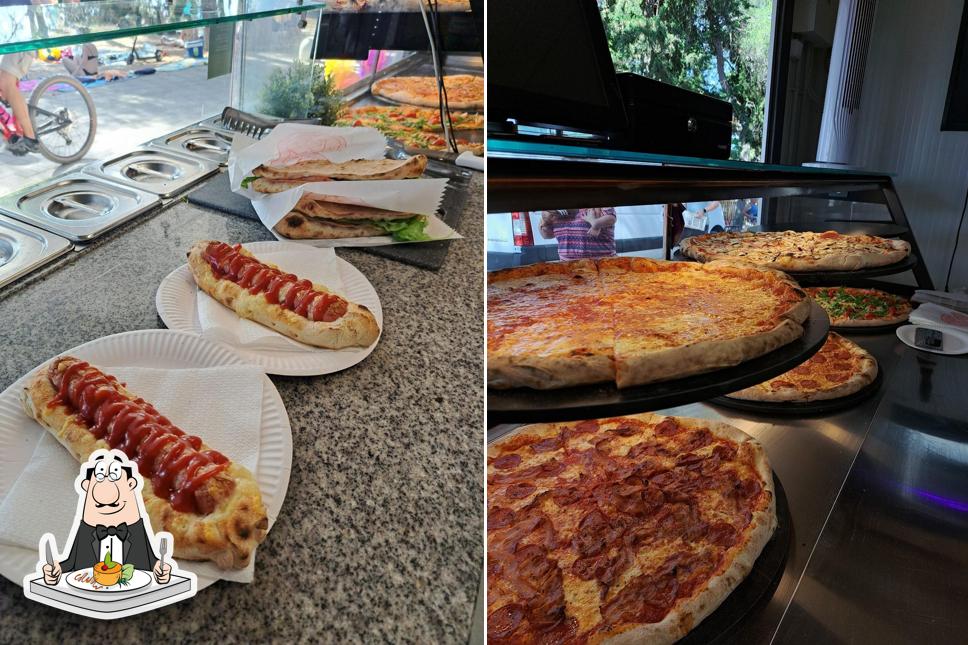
[[0, 174, 161, 242], [0, 214, 71, 289], [82, 148, 219, 198], [148, 126, 234, 166]]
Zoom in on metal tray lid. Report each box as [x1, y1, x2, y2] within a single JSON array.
[[0, 213, 72, 289], [82, 148, 219, 198], [0, 173, 161, 242]]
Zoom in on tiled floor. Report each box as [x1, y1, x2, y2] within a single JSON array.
[[1, 63, 230, 196]]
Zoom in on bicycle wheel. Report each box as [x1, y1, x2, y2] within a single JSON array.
[[28, 75, 97, 164]]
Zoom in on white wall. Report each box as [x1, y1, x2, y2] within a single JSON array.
[[847, 0, 968, 289]]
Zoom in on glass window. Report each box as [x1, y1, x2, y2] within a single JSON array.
[[598, 0, 774, 161]]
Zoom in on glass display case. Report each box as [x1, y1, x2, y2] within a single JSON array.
[[485, 140, 966, 643], [0, 0, 482, 184], [0, 0, 482, 287], [487, 138, 932, 290]]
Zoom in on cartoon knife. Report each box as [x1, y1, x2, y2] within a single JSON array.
[[45, 537, 55, 569]]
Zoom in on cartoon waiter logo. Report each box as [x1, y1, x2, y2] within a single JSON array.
[[23, 449, 197, 619]]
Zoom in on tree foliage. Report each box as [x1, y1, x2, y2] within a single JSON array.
[[599, 0, 772, 160]]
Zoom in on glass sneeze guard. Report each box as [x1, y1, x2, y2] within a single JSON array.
[[0, 0, 326, 55], [486, 137, 892, 177]]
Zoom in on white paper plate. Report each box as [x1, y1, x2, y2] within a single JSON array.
[[155, 241, 383, 376], [896, 324, 968, 355], [0, 329, 293, 591]]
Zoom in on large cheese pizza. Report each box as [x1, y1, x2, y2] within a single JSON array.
[[805, 286, 911, 327], [371, 74, 484, 109], [487, 258, 811, 390], [679, 230, 910, 272], [487, 413, 777, 644], [726, 332, 877, 402]]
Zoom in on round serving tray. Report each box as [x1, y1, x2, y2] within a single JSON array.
[[772, 221, 909, 238], [785, 255, 919, 284], [833, 318, 909, 335], [672, 251, 918, 285], [487, 302, 830, 425], [710, 365, 884, 416], [679, 473, 791, 644]]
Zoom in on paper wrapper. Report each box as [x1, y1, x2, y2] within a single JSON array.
[[227, 124, 458, 247]]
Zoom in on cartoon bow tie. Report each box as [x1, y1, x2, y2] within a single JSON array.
[[95, 523, 128, 541]]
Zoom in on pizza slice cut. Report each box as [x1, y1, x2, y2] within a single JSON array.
[[597, 257, 809, 388], [487, 260, 616, 389]]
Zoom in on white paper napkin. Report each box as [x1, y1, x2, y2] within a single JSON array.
[[0, 365, 265, 584], [196, 246, 345, 352]]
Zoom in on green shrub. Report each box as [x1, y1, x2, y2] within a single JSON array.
[[259, 60, 343, 124]]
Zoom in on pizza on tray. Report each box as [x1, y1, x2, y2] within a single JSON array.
[[726, 332, 877, 402], [370, 74, 484, 110], [335, 105, 484, 155], [679, 230, 910, 272], [805, 286, 912, 327], [487, 257, 811, 390], [487, 413, 776, 645]]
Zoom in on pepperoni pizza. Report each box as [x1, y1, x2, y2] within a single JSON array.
[[679, 230, 910, 272], [487, 258, 811, 390], [487, 413, 776, 644], [726, 332, 877, 402]]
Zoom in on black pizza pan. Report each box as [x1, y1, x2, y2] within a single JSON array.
[[678, 473, 791, 645], [709, 366, 884, 417], [487, 302, 830, 425], [671, 250, 918, 285]]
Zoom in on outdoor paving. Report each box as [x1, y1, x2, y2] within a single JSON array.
[[0, 62, 230, 195]]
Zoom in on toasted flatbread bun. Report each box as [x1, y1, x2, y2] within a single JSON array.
[[293, 196, 415, 221], [253, 156, 427, 181], [251, 178, 304, 194], [274, 212, 385, 239]]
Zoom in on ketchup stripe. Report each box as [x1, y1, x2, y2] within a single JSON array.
[[48, 359, 230, 515], [203, 242, 347, 323]]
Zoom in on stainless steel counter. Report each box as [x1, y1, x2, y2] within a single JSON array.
[[487, 332, 968, 643], [773, 345, 968, 645]]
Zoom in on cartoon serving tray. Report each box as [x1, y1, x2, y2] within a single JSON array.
[[23, 449, 197, 619]]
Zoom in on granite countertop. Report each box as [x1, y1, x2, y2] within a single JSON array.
[[0, 173, 484, 643]]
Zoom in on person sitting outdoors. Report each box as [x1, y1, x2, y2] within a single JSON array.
[[538, 208, 617, 260], [61, 43, 99, 78]]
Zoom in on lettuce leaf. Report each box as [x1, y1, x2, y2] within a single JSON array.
[[366, 215, 431, 242], [240, 176, 257, 189]]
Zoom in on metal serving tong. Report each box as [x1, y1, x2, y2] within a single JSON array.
[[218, 107, 319, 140]]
